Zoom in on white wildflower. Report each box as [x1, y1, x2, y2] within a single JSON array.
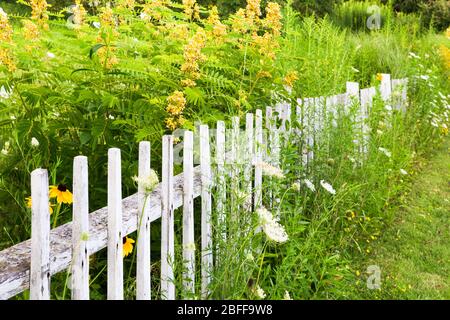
[[92, 21, 101, 29], [291, 182, 301, 191], [283, 291, 292, 300], [245, 253, 254, 261], [303, 179, 316, 192], [378, 147, 392, 158], [1, 141, 10, 155], [256, 207, 289, 243], [320, 180, 336, 195], [133, 170, 159, 194], [420, 75, 429, 81], [140, 12, 149, 20], [31, 137, 39, 147], [257, 207, 278, 225], [10, 115, 16, 120], [408, 52, 420, 59], [0, 85, 12, 99], [255, 162, 285, 179], [253, 285, 266, 299], [348, 156, 356, 163], [377, 129, 384, 135], [400, 169, 408, 175], [385, 105, 392, 112], [47, 52, 55, 59], [351, 67, 360, 73]]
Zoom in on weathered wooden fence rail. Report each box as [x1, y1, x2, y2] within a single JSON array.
[[0, 74, 408, 300]]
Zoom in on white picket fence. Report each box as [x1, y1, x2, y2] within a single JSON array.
[[0, 74, 408, 300]]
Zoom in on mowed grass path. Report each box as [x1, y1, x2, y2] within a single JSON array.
[[348, 138, 450, 299]]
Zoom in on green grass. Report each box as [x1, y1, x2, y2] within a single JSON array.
[[341, 138, 450, 300]]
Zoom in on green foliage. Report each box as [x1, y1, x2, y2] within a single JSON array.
[[0, 0, 449, 300]]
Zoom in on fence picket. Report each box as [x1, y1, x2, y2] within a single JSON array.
[[200, 125, 212, 299], [107, 148, 124, 300], [254, 110, 263, 210], [380, 73, 392, 102], [244, 113, 254, 211], [161, 136, 175, 300], [182, 131, 195, 297], [230, 117, 240, 213], [72, 156, 89, 300], [136, 142, 151, 300], [30, 169, 51, 300], [215, 121, 227, 246]]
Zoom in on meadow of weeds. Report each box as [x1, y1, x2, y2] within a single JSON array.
[[0, 0, 448, 300]]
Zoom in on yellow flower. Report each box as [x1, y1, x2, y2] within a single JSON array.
[[123, 237, 135, 257], [442, 126, 449, 136], [22, 19, 40, 41], [256, 70, 272, 79], [246, 0, 262, 22], [376, 73, 383, 81], [25, 196, 54, 215], [284, 71, 299, 88], [182, 0, 199, 20], [181, 79, 197, 87], [142, 0, 168, 22], [232, 8, 252, 34], [0, 8, 13, 43], [264, 2, 282, 36], [97, 46, 119, 70], [356, 270, 361, 276], [73, 0, 87, 29], [252, 32, 279, 61], [181, 28, 207, 80], [0, 47, 16, 72], [49, 184, 73, 204], [167, 91, 186, 116], [30, 0, 49, 30]]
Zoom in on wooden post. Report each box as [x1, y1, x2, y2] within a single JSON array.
[[136, 141, 151, 300], [107, 148, 123, 300], [72, 156, 90, 300], [30, 169, 51, 300], [182, 131, 195, 296], [200, 125, 212, 299], [161, 135, 175, 300]]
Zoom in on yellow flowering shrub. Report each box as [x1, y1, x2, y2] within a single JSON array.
[[30, 0, 49, 30], [181, 28, 207, 83]]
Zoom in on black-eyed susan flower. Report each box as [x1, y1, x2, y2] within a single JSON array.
[[49, 184, 73, 204], [123, 237, 135, 258], [25, 196, 53, 214]]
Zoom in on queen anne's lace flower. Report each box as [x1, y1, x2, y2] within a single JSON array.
[[303, 179, 316, 192], [252, 285, 266, 299], [255, 162, 285, 179], [256, 207, 288, 243], [133, 170, 159, 194], [320, 180, 336, 195], [283, 291, 292, 300], [378, 147, 392, 158]]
